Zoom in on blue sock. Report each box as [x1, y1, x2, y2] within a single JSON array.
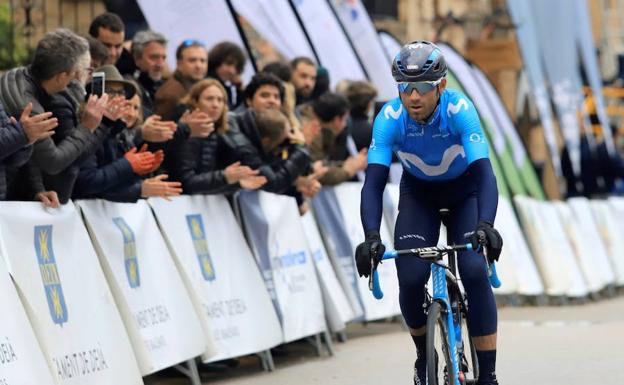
[[476, 349, 497, 384]]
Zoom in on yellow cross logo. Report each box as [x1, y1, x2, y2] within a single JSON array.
[[51, 287, 64, 319], [39, 230, 50, 261], [129, 261, 138, 285], [192, 218, 203, 239], [202, 256, 213, 277]]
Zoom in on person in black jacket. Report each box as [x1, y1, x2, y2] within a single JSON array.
[[0, 29, 126, 205], [0, 101, 58, 200], [168, 79, 267, 195], [231, 107, 311, 194], [73, 78, 181, 202]]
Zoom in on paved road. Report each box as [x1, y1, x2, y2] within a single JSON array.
[[146, 295, 624, 385]]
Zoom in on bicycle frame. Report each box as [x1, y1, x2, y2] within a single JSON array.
[[370, 244, 500, 385]]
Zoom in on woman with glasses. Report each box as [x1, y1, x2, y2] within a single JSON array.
[[356, 41, 503, 385]]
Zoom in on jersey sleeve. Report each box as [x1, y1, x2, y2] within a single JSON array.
[[367, 101, 401, 167], [447, 94, 489, 164]]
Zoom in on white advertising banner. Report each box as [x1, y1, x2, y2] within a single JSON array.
[[0, 202, 143, 385], [513, 197, 588, 297], [495, 197, 543, 296], [554, 201, 605, 293], [238, 191, 326, 343], [333, 182, 401, 320], [291, 0, 367, 87], [301, 211, 355, 332], [597, 199, 624, 285], [329, 0, 396, 100], [148, 195, 283, 361], [566, 197, 617, 287], [231, 0, 315, 60], [311, 188, 365, 320], [0, 255, 55, 385], [378, 30, 402, 64], [137, 0, 255, 83], [77, 200, 206, 375]]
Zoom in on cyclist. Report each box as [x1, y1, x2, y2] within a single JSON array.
[[355, 41, 503, 385]]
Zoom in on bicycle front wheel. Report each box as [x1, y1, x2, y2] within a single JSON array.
[[426, 301, 455, 385]]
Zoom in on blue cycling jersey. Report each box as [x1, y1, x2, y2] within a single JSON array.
[[368, 89, 489, 180]]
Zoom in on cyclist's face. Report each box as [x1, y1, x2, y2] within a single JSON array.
[[399, 78, 446, 122]]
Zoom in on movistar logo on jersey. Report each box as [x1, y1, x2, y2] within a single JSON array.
[[397, 145, 466, 177], [112, 217, 140, 288], [384, 104, 403, 120], [35, 225, 68, 326], [447, 98, 469, 117], [186, 214, 215, 281]]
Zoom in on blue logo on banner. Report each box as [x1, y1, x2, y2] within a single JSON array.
[[186, 214, 216, 281], [35, 225, 68, 326], [112, 217, 140, 288]]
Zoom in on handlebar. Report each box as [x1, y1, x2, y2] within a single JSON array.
[[370, 243, 501, 299]]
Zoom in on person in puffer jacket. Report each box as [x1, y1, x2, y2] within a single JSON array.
[[167, 78, 267, 195]]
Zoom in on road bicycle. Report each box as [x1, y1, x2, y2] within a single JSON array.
[[371, 239, 500, 385]]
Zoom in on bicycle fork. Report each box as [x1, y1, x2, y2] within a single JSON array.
[[431, 263, 462, 385]]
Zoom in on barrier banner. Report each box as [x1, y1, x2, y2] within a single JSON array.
[[329, 0, 396, 100], [77, 200, 206, 375], [0, 254, 55, 385], [333, 182, 401, 320], [554, 202, 605, 293], [148, 195, 283, 361], [513, 197, 588, 297], [0, 202, 143, 385], [567, 198, 617, 287], [603, 198, 624, 285], [301, 211, 355, 332], [238, 191, 326, 343], [311, 188, 365, 320]]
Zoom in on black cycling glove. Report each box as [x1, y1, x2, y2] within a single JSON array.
[[355, 230, 386, 278], [469, 221, 503, 263]]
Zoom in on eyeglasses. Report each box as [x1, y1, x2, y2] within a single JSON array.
[[182, 38, 205, 47], [397, 79, 441, 95]]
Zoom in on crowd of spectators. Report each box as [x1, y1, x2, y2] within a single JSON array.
[[0, 12, 380, 214]]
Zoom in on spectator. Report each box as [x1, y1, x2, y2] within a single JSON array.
[[0, 101, 57, 200], [208, 41, 247, 110], [231, 107, 311, 194], [168, 79, 266, 194], [0, 28, 123, 205], [240, 73, 284, 113], [290, 57, 317, 105], [292, 103, 327, 205], [262, 61, 300, 134], [311, 92, 367, 185], [86, 36, 110, 71], [310, 66, 330, 100], [345, 81, 377, 151], [154, 39, 208, 121], [262, 61, 292, 83], [88, 13, 127, 67], [73, 66, 180, 202], [131, 30, 168, 115]]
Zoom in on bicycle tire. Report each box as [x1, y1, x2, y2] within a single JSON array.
[[426, 301, 455, 385], [458, 310, 479, 384]]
